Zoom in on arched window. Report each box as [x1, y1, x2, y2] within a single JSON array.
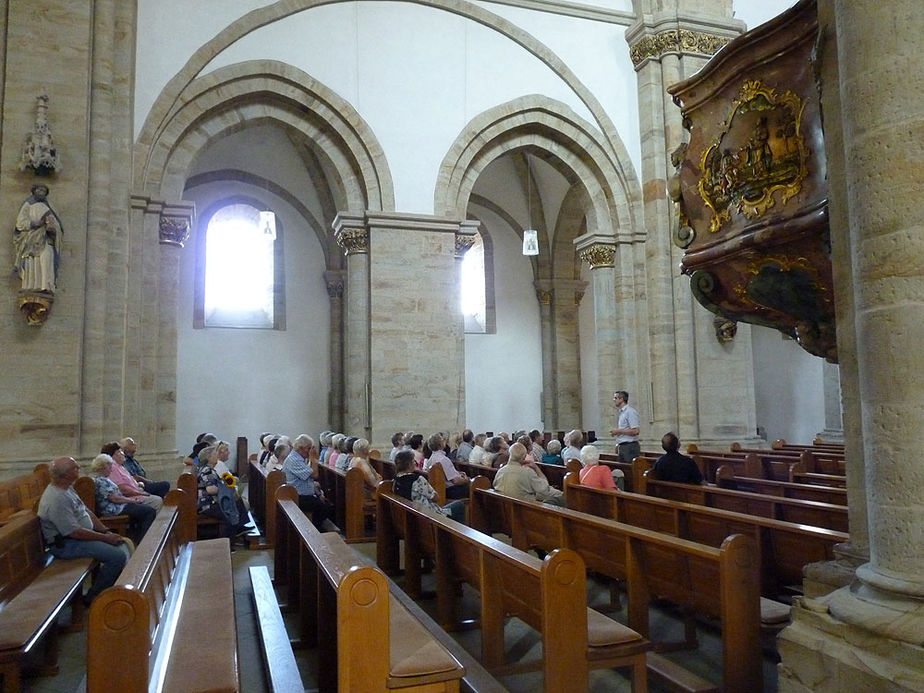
[[194, 200, 286, 329], [461, 229, 496, 334]]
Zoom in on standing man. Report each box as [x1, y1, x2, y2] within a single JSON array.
[[119, 437, 170, 498], [609, 390, 640, 462], [37, 457, 130, 604]]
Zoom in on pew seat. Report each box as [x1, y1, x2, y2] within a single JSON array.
[[0, 513, 93, 692], [249, 566, 302, 693]]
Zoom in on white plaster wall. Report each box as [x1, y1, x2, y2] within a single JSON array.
[[750, 325, 825, 444], [175, 126, 331, 461], [733, 0, 797, 31], [464, 206, 543, 433]]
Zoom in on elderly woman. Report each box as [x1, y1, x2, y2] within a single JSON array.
[[337, 436, 358, 472], [578, 445, 621, 490], [101, 441, 163, 511], [542, 438, 564, 465], [327, 433, 345, 469], [267, 439, 291, 472], [196, 444, 248, 539], [561, 430, 584, 465], [423, 432, 470, 499], [349, 438, 382, 498], [91, 453, 156, 542], [393, 450, 465, 523], [483, 436, 509, 469]]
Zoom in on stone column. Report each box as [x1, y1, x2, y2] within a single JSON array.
[[815, 362, 844, 444], [534, 280, 556, 428], [333, 213, 370, 440], [551, 279, 587, 429], [575, 236, 619, 444], [361, 212, 469, 450], [779, 2, 924, 689], [324, 269, 345, 432], [626, 5, 743, 439]]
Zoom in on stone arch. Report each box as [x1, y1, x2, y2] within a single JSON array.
[[134, 60, 395, 213], [136, 0, 639, 214], [434, 95, 640, 240]]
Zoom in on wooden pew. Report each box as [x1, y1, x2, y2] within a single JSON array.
[[466, 481, 762, 692], [599, 454, 636, 491], [563, 473, 847, 599], [175, 470, 222, 538], [247, 458, 285, 547], [273, 485, 466, 692], [370, 454, 396, 480], [87, 489, 238, 692], [316, 463, 375, 542], [0, 464, 50, 525], [249, 566, 302, 693], [636, 460, 849, 533], [0, 512, 94, 691], [377, 481, 651, 692], [453, 459, 497, 484], [714, 465, 848, 505]]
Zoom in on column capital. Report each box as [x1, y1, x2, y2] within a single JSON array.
[[323, 270, 345, 299], [575, 234, 617, 269], [625, 11, 743, 70], [455, 220, 479, 259], [332, 213, 368, 256]]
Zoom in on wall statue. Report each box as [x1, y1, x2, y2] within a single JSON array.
[[12, 184, 63, 324]]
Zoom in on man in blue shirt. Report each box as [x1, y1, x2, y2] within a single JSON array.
[[610, 390, 641, 462], [119, 437, 170, 498], [283, 434, 331, 529]]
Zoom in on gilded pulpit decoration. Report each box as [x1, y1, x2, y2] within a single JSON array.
[[630, 30, 731, 67], [667, 0, 835, 361], [714, 316, 737, 343], [20, 93, 60, 175], [335, 228, 368, 255], [579, 243, 616, 269], [159, 216, 190, 247], [454, 232, 476, 259], [698, 80, 808, 233]]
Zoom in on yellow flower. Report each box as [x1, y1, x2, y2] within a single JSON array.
[[222, 472, 236, 488]]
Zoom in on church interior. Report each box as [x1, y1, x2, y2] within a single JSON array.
[[1, 0, 922, 690]]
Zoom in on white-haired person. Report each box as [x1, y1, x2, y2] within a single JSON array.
[[284, 434, 331, 529], [561, 430, 583, 465], [423, 432, 470, 500], [493, 443, 564, 506], [349, 438, 382, 499], [267, 438, 291, 472], [542, 438, 564, 465], [90, 453, 157, 542], [578, 445, 621, 491], [196, 444, 249, 540]]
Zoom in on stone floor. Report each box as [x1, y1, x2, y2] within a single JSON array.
[[22, 534, 782, 692]]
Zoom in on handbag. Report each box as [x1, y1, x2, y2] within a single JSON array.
[[203, 482, 240, 526]]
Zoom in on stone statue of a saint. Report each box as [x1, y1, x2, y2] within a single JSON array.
[[13, 183, 62, 293]]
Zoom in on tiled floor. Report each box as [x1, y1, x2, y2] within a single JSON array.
[[22, 535, 781, 692]]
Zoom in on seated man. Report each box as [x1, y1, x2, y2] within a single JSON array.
[[652, 432, 704, 484], [493, 443, 564, 506], [284, 434, 331, 530], [119, 436, 170, 498], [561, 429, 583, 465], [37, 457, 131, 604], [423, 432, 470, 499]]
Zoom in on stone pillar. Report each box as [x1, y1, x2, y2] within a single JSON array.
[[324, 270, 345, 432], [815, 362, 844, 444], [575, 236, 620, 444], [534, 280, 556, 428], [779, 2, 924, 690], [342, 212, 470, 450], [551, 279, 587, 429], [333, 213, 370, 440], [626, 4, 744, 440]]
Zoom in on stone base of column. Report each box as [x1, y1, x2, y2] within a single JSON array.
[[814, 428, 845, 444], [778, 587, 924, 692], [803, 542, 868, 598]]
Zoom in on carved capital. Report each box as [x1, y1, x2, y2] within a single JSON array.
[[629, 29, 731, 66], [579, 243, 616, 269], [159, 216, 190, 247], [335, 227, 368, 255], [325, 273, 344, 298], [455, 232, 476, 259], [536, 290, 552, 305]]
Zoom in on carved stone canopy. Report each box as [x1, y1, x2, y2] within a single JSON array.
[[667, 0, 836, 362]]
